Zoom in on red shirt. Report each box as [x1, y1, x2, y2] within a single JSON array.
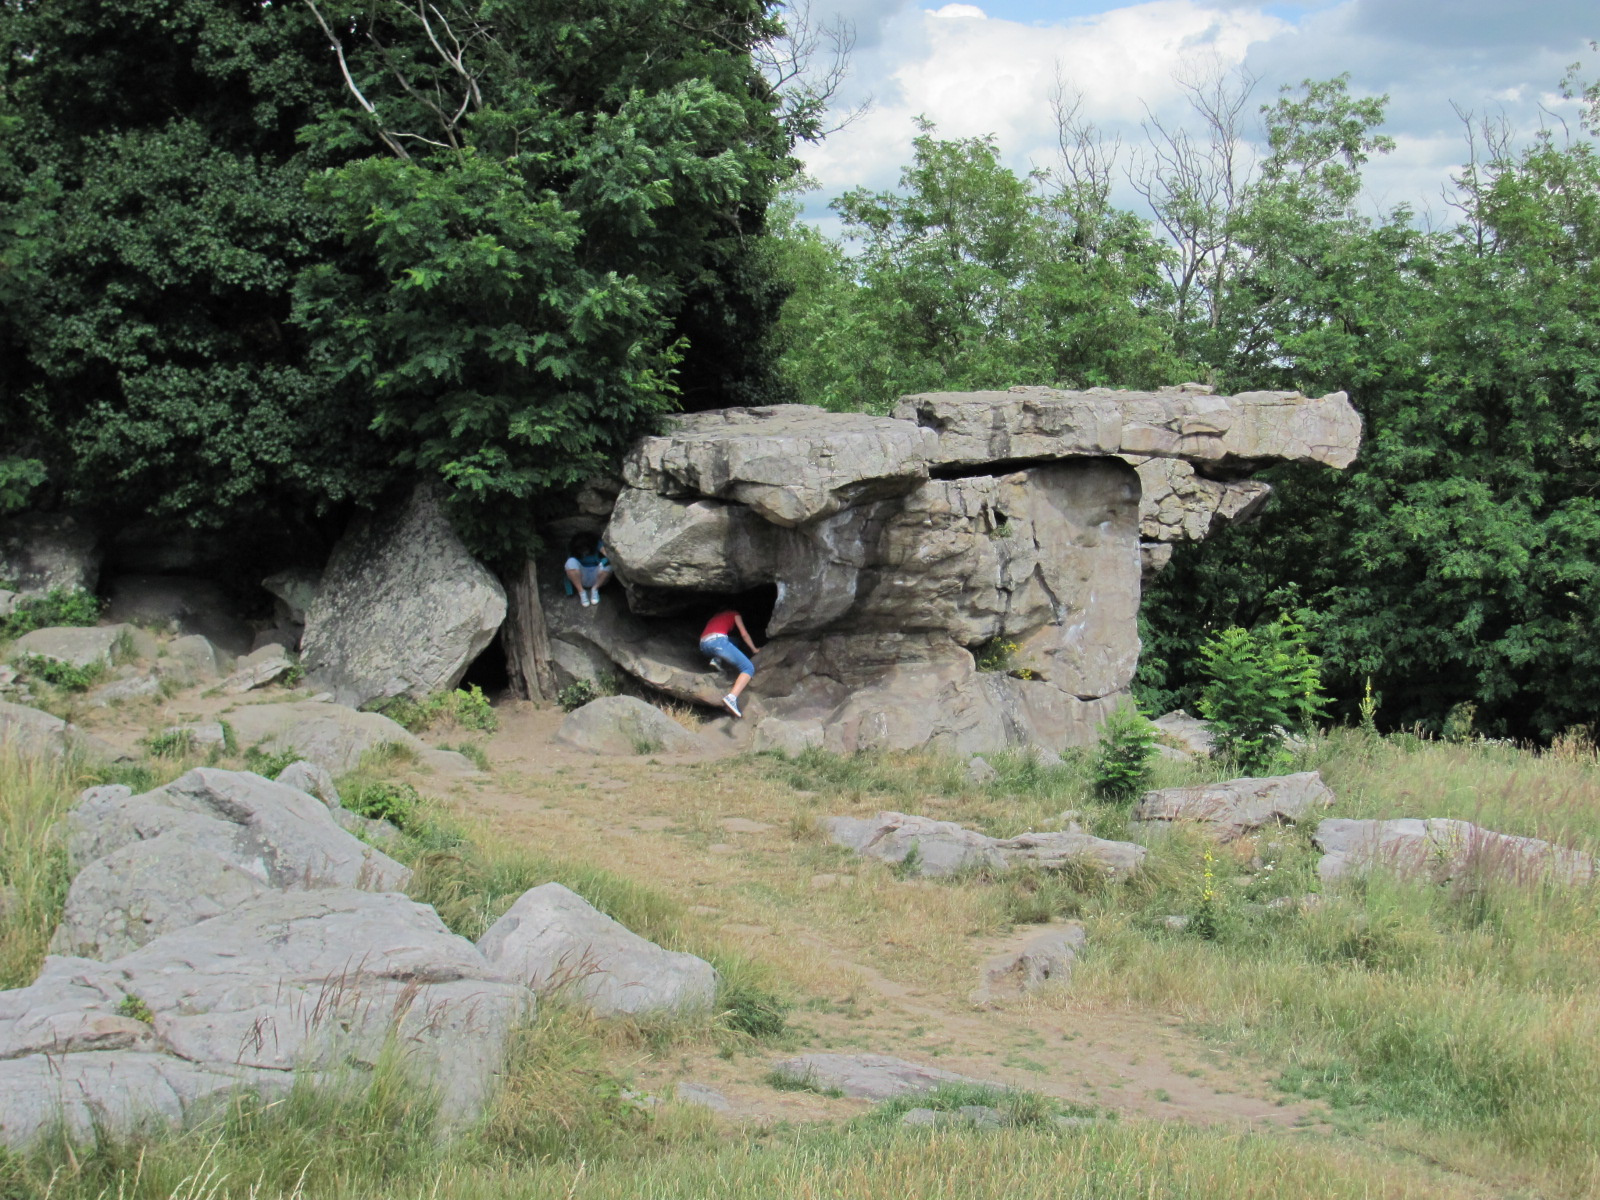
[[701, 611, 737, 640]]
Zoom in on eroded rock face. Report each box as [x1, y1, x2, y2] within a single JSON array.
[[1133, 772, 1335, 842], [302, 485, 505, 708], [0, 513, 100, 598], [581, 388, 1359, 753], [1314, 819, 1596, 886]]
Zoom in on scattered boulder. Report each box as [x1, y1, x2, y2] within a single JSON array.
[[262, 567, 321, 625], [972, 922, 1086, 1005], [965, 756, 999, 785], [0, 513, 100, 597], [301, 485, 506, 709], [276, 760, 340, 808], [767, 1053, 999, 1101], [0, 890, 536, 1148], [749, 715, 824, 755], [104, 576, 254, 655], [556, 696, 705, 756], [0, 700, 130, 764], [219, 644, 294, 694], [221, 700, 477, 774], [1314, 818, 1596, 887], [10, 624, 154, 669], [159, 722, 228, 750], [161, 634, 232, 684], [478, 883, 717, 1018], [674, 1082, 733, 1112], [825, 811, 1145, 879], [1151, 711, 1214, 758], [54, 767, 411, 958], [1132, 772, 1335, 841]]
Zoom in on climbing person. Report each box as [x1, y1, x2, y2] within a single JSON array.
[[700, 609, 760, 718], [564, 533, 611, 607]]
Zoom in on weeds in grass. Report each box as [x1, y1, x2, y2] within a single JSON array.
[[763, 1068, 844, 1098], [860, 1082, 1096, 1129], [379, 687, 498, 734], [12, 653, 104, 691], [360, 740, 420, 771], [447, 741, 491, 770], [341, 779, 421, 829], [0, 587, 100, 638], [143, 728, 194, 759], [244, 745, 302, 778], [0, 748, 73, 988]]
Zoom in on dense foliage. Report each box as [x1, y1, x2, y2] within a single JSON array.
[[0, 0, 794, 557]]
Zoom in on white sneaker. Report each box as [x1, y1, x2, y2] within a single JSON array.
[[588, 588, 601, 606], [722, 693, 742, 718], [578, 591, 591, 607]]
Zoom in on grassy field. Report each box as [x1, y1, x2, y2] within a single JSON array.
[[0, 724, 1596, 1199]]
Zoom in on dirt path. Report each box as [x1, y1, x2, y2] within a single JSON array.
[[439, 702, 1327, 1133]]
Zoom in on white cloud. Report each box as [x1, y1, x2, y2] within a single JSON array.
[[927, 4, 988, 17]]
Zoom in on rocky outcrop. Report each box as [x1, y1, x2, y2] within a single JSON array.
[[825, 811, 1145, 879], [54, 767, 411, 959], [583, 388, 1359, 753], [478, 883, 717, 1017], [222, 699, 478, 774], [104, 576, 254, 655], [767, 1053, 999, 1100], [1133, 772, 1335, 841], [1314, 818, 1595, 886], [10, 624, 155, 669], [0, 513, 100, 598], [555, 696, 706, 756], [972, 923, 1086, 1005], [0, 700, 129, 764], [301, 485, 506, 709]]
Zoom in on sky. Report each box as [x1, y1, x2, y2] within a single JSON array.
[[788, 0, 1598, 233]]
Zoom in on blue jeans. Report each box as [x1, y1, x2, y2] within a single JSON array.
[[701, 635, 754, 677]]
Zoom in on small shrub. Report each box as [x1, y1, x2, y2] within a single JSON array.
[[143, 729, 193, 760], [715, 965, 790, 1040], [13, 653, 103, 691], [243, 745, 300, 778], [342, 779, 421, 829], [380, 686, 498, 733], [0, 587, 101, 638], [447, 741, 491, 770], [558, 679, 598, 712], [863, 1082, 1094, 1129], [1196, 615, 1325, 775], [891, 840, 923, 879], [764, 1067, 844, 1097], [116, 993, 154, 1024], [1441, 701, 1477, 743], [1092, 700, 1158, 800]]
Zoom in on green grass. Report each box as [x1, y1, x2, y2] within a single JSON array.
[[0, 748, 74, 989]]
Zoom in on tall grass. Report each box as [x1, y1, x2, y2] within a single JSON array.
[[0, 747, 76, 988]]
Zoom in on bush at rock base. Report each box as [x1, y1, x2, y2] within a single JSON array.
[[0, 588, 101, 639], [1091, 701, 1158, 801], [1197, 616, 1325, 775]]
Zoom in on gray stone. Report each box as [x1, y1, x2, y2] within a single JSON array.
[[222, 700, 477, 775], [1133, 771, 1335, 841], [104, 576, 254, 654], [0, 889, 535, 1144], [0, 513, 100, 597], [0, 589, 16, 617], [1159, 914, 1191, 932], [767, 1053, 998, 1101], [0, 700, 130, 764], [965, 756, 998, 785], [973, 923, 1086, 1004], [160, 722, 228, 750], [749, 715, 824, 755], [1131, 457, 1272, 546], [219, 644, 294, 694], [478, 883, 717, 1017], [262, 567, 322, 625], [825, 811, 1144, 879], [1152, 711, 1215, 757], [90, 674, 161, 706], [54, 768, 411, 958], [10, 623, 152, 669], [302, 485, 506, 709], [1314, 818, 1596, 887], [276, 760, 340, 808], [556, 696, 705, 756], [162, 634, 232, 684], [674, 1081, 732, 1111]]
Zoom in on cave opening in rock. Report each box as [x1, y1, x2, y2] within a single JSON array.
[[461, 634, 509, 697], [625, 582, 781, 643]]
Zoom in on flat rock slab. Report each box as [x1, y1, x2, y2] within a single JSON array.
[[223, 700, 475, 774], [768, 1053, 1000, 1101], [826, 811, 1144, 879], [0, 699, 129, 764], [10, 624, 154, 668], [478, 882, 717, 1017], [675, 1081, 733, 1111], [1314, 818, 1596, 886], [556, 696, 705, 756], [1133, 771, 1335, 841], [972, 922, 1087, 1005]]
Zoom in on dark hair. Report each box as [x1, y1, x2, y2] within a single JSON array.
[[567, 531, 600, 558]]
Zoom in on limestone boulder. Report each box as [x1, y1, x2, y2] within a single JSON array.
[[0, 700, 130, 763], [623, 405, 937, 527], [826, 811, 1144, 879], [222, 699, 477, 774], [1314, 818, 1596, 886], [219, 643, 294, 694], [556, 696, 705, 756], [973, 923, 1087, 1004], [10, 623, 154, 669], [262, 566, 322, 625], [301, 485, 506, 708], [55, 767, 411, 958], [1133, 772, 1335, 841], [0, 513, 100, 597], [767, 1053, 998, 1101], [160, 634, 232, 684], [1152, 711, 1215, 757], [0, 889, 535, 1147], [478, 883, 717, 1017]]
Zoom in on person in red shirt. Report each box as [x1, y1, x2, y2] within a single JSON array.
[[699, 609, 760, 718]]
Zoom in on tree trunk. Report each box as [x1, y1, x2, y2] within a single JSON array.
[[503, 558, 557, 702]]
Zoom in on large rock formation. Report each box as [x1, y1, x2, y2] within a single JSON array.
[[551, 386, 1358, 753], [0, 513, 100, 598], [301, 485, 506, 708]]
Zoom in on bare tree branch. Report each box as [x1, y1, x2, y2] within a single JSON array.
[[302, 0, 413, 160], [754, 0, 872, 142]]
